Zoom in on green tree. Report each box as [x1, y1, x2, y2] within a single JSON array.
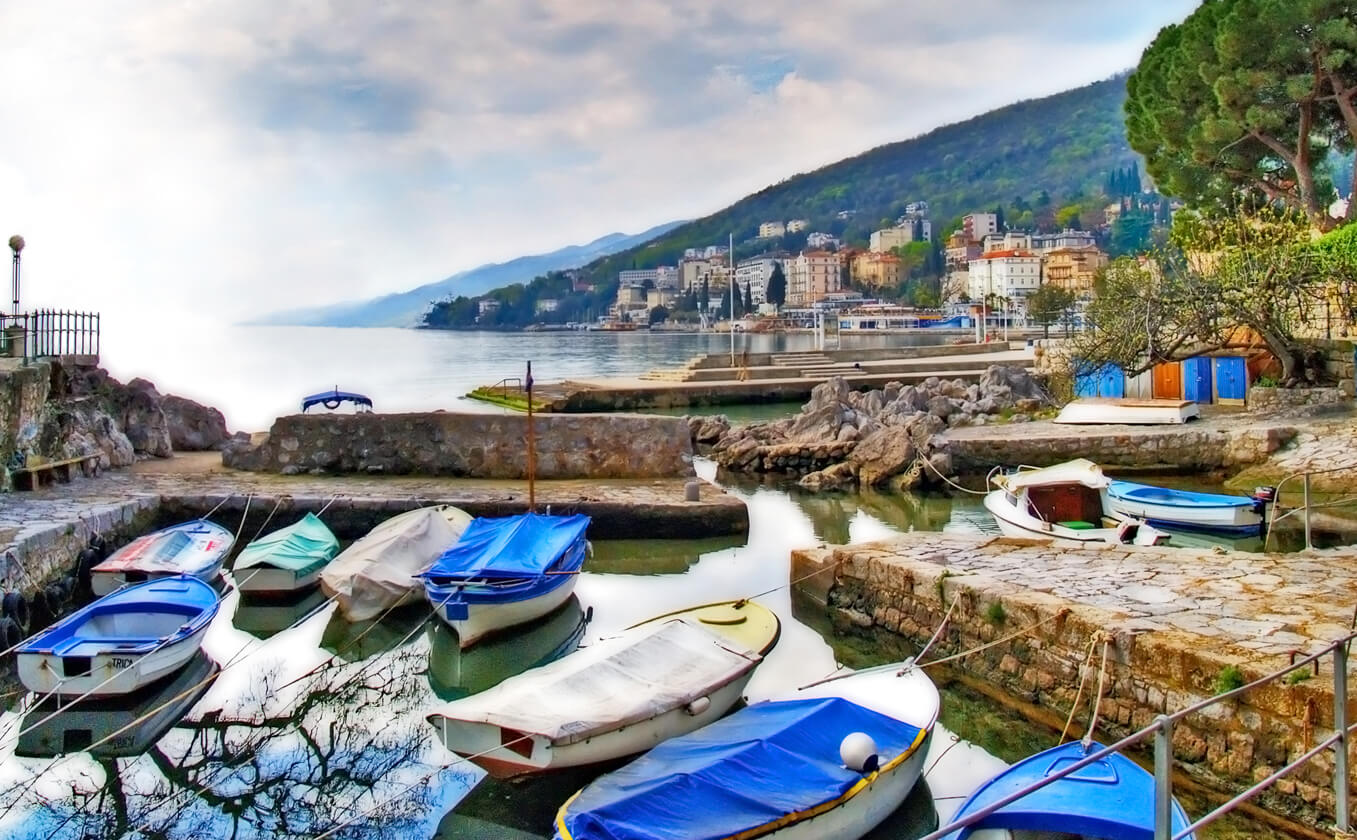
[[743, 282, 754, 312], [700, 277, 710, 311], [649, 305, 670, 325], [1027, 284, 1077, 338], [1126, 0, 1357, 227], [1055, 205, 1083, 229], [766, 264, 787, 307]]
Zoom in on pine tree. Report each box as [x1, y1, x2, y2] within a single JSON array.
[[743, 282, 753, 312]]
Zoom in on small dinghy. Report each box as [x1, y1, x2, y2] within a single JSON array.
[[16, 576, 220, 697], [1107, 480, 1273, 536], [427, 599, 781, 778], [320, 505, 473, 621], [301, 388, 373, 414], [1054, 398, 1200, 425], [419, 512, 590, 649], [937, 740, 1195, 839], [553, 659, 938, 840], [91, 520, 234, 597], [16, 651, 219, 758], [984, 460, 1170, 546], [233, 512, 340, 594]]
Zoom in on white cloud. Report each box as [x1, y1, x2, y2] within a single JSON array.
[[0, 0, 1199, 325]]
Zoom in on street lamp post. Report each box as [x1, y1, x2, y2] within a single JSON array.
[[8, 235, 23, 317], [6, 235, 25, 359]]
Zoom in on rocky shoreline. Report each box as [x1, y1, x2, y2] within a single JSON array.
[[693, 365, 1050, 492]]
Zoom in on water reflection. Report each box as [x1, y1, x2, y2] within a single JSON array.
[[583, 535, 744, 575], [232, 588, 332, 640], [319, 605, 429, 662]]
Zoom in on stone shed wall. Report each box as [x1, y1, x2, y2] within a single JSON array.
[[223, 412, 696, 479]]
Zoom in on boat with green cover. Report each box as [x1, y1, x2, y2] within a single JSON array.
[[233, 513, 340, 594]]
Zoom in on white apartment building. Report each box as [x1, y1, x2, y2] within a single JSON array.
[[981, 231, 1032, 253], [702, 245, 729, 259], [967, 250, 1043, 306], [654, 266, 680, 289], [535, 298, 560, 314], [618, 269, 659, 286], [679, 258, 713, 291], [1030, 229, 1097, 254], [784, 251, 842, 306], [786, 219, 809, 233], [735, 257, 778, 305], [806, 232, 840, 249], [758, 221, 786, 238], [962, 212, 999, 240]]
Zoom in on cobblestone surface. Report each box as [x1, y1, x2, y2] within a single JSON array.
[[1234, 415, 1357, 491], [829, 530, 1357, 662]]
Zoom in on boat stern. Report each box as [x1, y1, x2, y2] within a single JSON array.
[[427, 712, 551, 778]]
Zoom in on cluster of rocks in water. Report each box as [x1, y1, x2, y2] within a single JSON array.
[[33, 363, 232, 470], [690, 365, 1050, 493]]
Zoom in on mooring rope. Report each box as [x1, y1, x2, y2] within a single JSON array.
[[1082, 633, 1112, 751], [231, 493, 254, 545], [201, 495, 234, 521], [246, 495, 287, 544], [316, 494, 342, 515], [916, 596, 960, 665], [916, 453, 989, 496], [917, 608, 1069, 670], [1059, 631, 1105, 744]]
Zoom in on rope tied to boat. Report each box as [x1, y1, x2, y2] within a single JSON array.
[[1059, 631, 1105, 744], [917, 607, 1070, 670], [247, 494, 289, 544], [232, 493, 254, 545], [915, 452, 988, 496], [1082, 633, 1112, 751]]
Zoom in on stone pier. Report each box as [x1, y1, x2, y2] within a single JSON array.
[[794, 531, 1357, 828]]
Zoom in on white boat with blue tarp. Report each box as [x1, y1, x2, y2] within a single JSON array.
[[16, 576, 220, 697], [90, 519, 234, 597], [553, 658, 938, 840], [1106, 479, 1272, 536], [419, 512, 590, 649], [233, 512, 340, 594], [938, 740, 1195, 839]]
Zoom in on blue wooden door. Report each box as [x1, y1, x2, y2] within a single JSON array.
[[1182, 357, 1212, 403], [1097, 364, 1125, 398], [1213, 356, 1247, 403]]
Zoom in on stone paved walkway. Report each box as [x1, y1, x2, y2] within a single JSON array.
[[827, 531, 1357, 662], [1233, 414, 1357, 491]]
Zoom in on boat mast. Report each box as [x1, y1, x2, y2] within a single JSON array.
[[526, 360, 536, 512]]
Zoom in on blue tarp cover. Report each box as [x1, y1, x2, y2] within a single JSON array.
[[421, 513, 590, 580], [300, 389, 373, 412], [556, 697, 923, 840]]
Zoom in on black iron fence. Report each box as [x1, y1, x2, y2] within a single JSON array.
[[0, 310, 101, 363]]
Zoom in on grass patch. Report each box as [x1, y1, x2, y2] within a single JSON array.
[[935, 569, 951, 603], [465, 387, 551, 412], [1213, 665, 1246, 695], [1285, 668, 1312, 686], [985, 601, 1007, 625]]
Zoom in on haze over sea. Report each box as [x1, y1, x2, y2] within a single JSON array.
[[101, 321, 948, 431]]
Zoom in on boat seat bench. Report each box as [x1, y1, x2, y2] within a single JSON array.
[[9, 454, 100, 491]]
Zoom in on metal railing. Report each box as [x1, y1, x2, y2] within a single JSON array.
[[490, 377, 522, 399], [0, 310, 101, 364], [921, 628, 1357, 840], [1265, 465, 1357, 552]]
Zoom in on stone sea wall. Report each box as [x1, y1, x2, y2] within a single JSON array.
[[223, 411, 696, 479], [1246, 386, 1348, 413]]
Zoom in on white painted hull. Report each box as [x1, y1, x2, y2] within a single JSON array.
[[983, 491, 1168, 546], [1106, 497, 1261, 531], [16, 622, 210, 697], [438, 578, 577, 649], [235, 565, 323, 594], [91, 563, 224, 598], [433, 666, 756, 778], [1054, 399, 1199, 425]]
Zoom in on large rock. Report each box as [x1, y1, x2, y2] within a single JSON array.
[[798, 462, 857, 492], [849, 426, 917, 487], [162, 394, 230, 451], [687, 414, 731, 447], [121, 386, 172, 458]]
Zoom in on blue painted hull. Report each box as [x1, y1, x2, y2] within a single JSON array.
[[941, 741, 1195, 840], [1107, 480, 1264, 536]]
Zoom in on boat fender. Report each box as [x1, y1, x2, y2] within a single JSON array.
[[685, 696, 711, 716], [1, 591, 29, 632], [840, 732, 879, 774], [46, 582, 68, 611], [0, 616, 19, 650], [87, 534, 108, 556], [28, 590, 51, 628]]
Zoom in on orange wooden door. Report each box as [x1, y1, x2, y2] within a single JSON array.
[[1152, 362, 1182, 400]]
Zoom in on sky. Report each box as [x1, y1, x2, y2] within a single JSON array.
[[0, 0, 1201, 326]]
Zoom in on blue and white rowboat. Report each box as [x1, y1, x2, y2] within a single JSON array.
[[1107, 480, 1272, 536], [91, 520, 234, 597], [938, 740, 1195, 839], [16, 576, 220, 697], [419, 513, 590, 649]]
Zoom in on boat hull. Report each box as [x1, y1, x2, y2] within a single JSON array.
[[17, 621, 211, 697], [440, 666, 755, 778], [983, 491, 1168, 546], [436, 574, 577, 649], [235, 565, 323, 594], [1106, 484, 1263, 536], [1055, 398, 1200, 425], [92, 565, 224, 597]]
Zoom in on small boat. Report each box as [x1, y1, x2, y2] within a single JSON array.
[[319, 505, 473, 622], [426, 595, 591, 701], [984, 460, 1170, 546], [233, 512, 340, 594], [16, 651, 219, 758], [301, 387, 373, 414], [90, 520, 234, 597], [16, 576, 220, 697], [937, 740, 1195, 839], [553, 659, 938, 840], [427, 599, 781, 778], [1107, 480, 1273, 536], [418, 512, 590, 649], [1054, 398, 1200, 425]]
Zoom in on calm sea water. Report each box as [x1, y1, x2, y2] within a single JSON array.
[[100, 323, 953, 431]]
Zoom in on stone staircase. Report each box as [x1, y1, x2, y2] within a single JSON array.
[[771, 352, 865, 378], [638, 354, 711, 382]]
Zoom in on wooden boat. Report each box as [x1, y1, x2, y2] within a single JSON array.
[[90, 520, 234, 597], [16, 576, 220, 697], [1054, 398, 1200, 425], [427, 599, 781, 778], [984, 460, 1170, 546], [319, 505, 473, 621], [15, 651, 218, 758], [426, 595, 591, 701], [553, 659, 938, 840], [419, 513, 590, 649], [301, 387, 373, 414], [937, 740, 1195, 839], [233, 512, 340, 594], [1106, 480, 1272, 536]]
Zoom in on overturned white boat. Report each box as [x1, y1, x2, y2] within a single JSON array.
[[319, 505, 473, 621], [984, 459, 1170, 546], [1054, 398, 1200, 425], [426, 599, 781, 778]]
